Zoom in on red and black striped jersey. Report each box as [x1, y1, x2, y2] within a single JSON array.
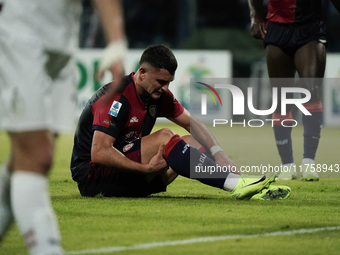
[[267, 0, 322, 23], [70, 72, 184, 180]]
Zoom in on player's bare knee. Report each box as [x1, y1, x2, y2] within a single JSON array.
[[182, 135, 202, 148], [32, 143, 54, 171], [156, 128, 176, 144], [36, 149, 54, 172], [181, 135, 190, 144]]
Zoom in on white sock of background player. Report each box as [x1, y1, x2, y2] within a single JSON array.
[[11, 171, 64, 255]]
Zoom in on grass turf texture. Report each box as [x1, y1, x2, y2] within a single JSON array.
[[1, 124, 340, 255]]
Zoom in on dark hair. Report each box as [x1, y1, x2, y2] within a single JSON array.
[[139, 44, 178, 75]]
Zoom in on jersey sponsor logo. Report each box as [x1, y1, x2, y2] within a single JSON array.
[[149, 105, 157, 118], [123, 143, 134, 152], [109, 101, 122, 117], [130, 116, 139, 123]]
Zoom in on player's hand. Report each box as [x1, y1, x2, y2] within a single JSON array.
[[214, 151, 240, 175], [98, 59, 125, 82], [100, 60, 125, 103], [147, 144, 169, 174], [97, 40, 127, 101], [250, 16, 267, 40]]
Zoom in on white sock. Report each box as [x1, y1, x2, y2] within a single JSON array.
[[223, 172, 241, 191], [302, 158, 315, 164], [282, 163, 295, 167], [282, 163, 296, 171], [0, 161, 13, 240], [11, 171, 63, 255]]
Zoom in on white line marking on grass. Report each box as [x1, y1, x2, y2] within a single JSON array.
[[66, 226, 340, 254]]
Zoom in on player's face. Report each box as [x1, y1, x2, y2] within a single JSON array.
[[143, 67, 174, 99]]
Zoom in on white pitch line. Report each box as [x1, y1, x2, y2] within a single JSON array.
[[66, 226, 340, 255]]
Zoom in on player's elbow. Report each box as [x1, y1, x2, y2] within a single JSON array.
[[91, 147, 106, 166]]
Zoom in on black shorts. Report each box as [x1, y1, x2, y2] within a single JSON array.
[[76, 139, 167, 197], [264, 19, 327, 57]]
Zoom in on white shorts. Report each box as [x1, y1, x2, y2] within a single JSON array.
[[0, 35, 77, 133]]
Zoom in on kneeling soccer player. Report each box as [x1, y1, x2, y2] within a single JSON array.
[[70, 44, 291, 200]]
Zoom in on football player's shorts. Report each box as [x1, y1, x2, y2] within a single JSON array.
[[75, 139, 167, 197], [264, 19, 327, 57], [0, 35, 77, 133]]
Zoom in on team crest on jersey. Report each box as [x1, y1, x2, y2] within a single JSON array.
[[149, 105, 157, 118], [123, 143, 134, 152], [108, 101, 122, 117]]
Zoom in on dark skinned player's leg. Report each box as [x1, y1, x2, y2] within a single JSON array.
[[294, 41, 326, 180], [266, 45, 297, 178]]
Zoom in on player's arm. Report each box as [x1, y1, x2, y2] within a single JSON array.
[[248, 0, 266, 39], [92, 0, 127, 96], [331, 0, 340, 14], [168, 108, 217, 149], [92, 0, 125, 44], [91, 130, 168, 174], [168, 109, 239, 172]]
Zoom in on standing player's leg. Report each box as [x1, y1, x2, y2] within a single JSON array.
[[266, 44, 297, 179], [9, 131, 63, 254], [0, 39, 64, 253], [294, 40, 326, 181]]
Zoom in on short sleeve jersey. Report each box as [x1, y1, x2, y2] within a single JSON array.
[[70, 73, 184, 181], [267, 0, 322, 23]]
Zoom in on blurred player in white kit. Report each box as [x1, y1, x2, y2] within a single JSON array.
[[0, 0, 127, 254]]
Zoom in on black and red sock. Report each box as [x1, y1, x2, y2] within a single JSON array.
[[272, 111, 294, 165], [164, 135, 227, 189], [302, 101, 323, 160]]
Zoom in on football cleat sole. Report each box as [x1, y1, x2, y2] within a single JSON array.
[[250, 185, 291, 200]]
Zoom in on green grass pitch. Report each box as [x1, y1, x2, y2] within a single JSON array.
[[1, 124, 340, 255]]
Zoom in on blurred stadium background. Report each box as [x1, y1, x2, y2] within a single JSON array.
[[73, 0, 340, 129]]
